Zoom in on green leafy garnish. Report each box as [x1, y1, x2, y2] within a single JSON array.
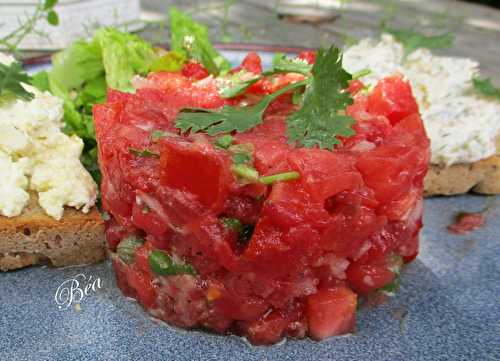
[[287, 46, 355, 149], [272, 53, 312, 75], [169, 7, 231, 75], [117, 237, 144, 265], [149, 250, 196, 276], [0, 62, 34, 101], [151, 130, 168, 142], [384, 27, 454, 56], [214, 134, 234, 149], [220, 75, 260, 98], [176, 80, 307, 136], [221, 217, 243, 234], [232, 153, 252, 165], [129, 148, 160, 158], [473, 77, 500, 100]]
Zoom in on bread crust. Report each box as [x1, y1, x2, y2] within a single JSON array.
[[424, 155, 500, 196], [0, 194, 105, 271]]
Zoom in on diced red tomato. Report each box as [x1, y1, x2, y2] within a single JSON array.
[[346, 260, 395, 295], [367, 75, 419, 125], [307, 287, 357, 340], [297, 50, 316, 64], [182, 61, 210, 80]]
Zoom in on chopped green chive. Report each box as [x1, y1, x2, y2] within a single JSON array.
[[352, 68, 372, 80], [117, 237, 144, 265], [148, 250, 196, 276], [259, 171, 300, 185], [221, 217, 243, 233], [232, 164, 259, 182], [215, 134, 234, 149], [141, 206, 150, 214], [379, 274, 400, 294], [232, 152, 252, 165], [129, 148, 160, 158]]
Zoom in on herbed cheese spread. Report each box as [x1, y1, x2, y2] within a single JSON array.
[[0, 54, 97, 220], [343, 34, 500, 166]]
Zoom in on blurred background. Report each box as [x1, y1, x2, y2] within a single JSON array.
[[0, 0, 499, 79]]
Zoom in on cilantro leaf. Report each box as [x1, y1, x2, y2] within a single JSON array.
[[0, 62, 34, 101], [473, 77, 500, 101], [176, 80, 308, 136], [272, 53, 312, 75], [287, 46, 355, 149], [169, 7, 231, 75], [220, 75, 260, 98], [384, 27, 454, 56]]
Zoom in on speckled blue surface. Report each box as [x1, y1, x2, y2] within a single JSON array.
[[2, 52, 499, 361]]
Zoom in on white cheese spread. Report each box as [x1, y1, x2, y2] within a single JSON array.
[[343, 34, 500, 166], [0, 54, 97, 219]]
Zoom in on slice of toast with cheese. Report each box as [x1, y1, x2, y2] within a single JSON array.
[[0, 193, 105, 271], [425, 154, 500, 196]]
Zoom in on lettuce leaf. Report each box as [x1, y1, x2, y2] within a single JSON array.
[[169, 7, 230, 75]]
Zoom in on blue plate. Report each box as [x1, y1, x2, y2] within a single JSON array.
[[2, 49, 499, 361]]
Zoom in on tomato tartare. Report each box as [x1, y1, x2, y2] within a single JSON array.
[[94, 50, 429, 345]]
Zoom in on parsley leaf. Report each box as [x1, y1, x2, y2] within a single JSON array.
[[0, 62, 34, 101], [176, 79, 308, 136], [384, 27, 454, 56], [169, 7, 231, 75], [272, 53, 312, 75], [473, 77, 500, 101], [287, 46, 355, 149]]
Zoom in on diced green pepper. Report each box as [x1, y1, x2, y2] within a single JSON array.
[[148, 249, 196, 276]]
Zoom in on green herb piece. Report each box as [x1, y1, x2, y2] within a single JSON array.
[[220, 76, 260, 98], [169, 7, 231, 75], [150, 50, 187, 72], [232, 153, 252, 165], [214, 134, 234, 149], [384, 27, 454, 56], [151, 130, 167, 142], [176, 79, 308, 136], [473, 77, 500, 100], [232, 164, 259, 182], [292, 88, 304, 106], [272, 53, 313, 75], [149, 249, 196, 276], [287, 46, 355, 149], [117, 236, 144, 264], [221, 217, 243, 234], [0, 62, 34, 101], [379, 274, 400, 294], [44, 0, 58, 10], [386, 253, 403, 274], [141, 206, 150, 214], [259, 171, 300, 185], [352, 68, 372, 79], [129, 148, 160, 158]]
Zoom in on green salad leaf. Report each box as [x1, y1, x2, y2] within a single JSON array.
[[287, 46, 355, 149], [473, 77, 500, 101], [0, 62, 34, 101], [169, 7, 231, 75], [384, 27, 454, 56]]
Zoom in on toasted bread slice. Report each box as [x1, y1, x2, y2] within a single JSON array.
[[424, 155, 500, 196], [0, 194, 105, 271]]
